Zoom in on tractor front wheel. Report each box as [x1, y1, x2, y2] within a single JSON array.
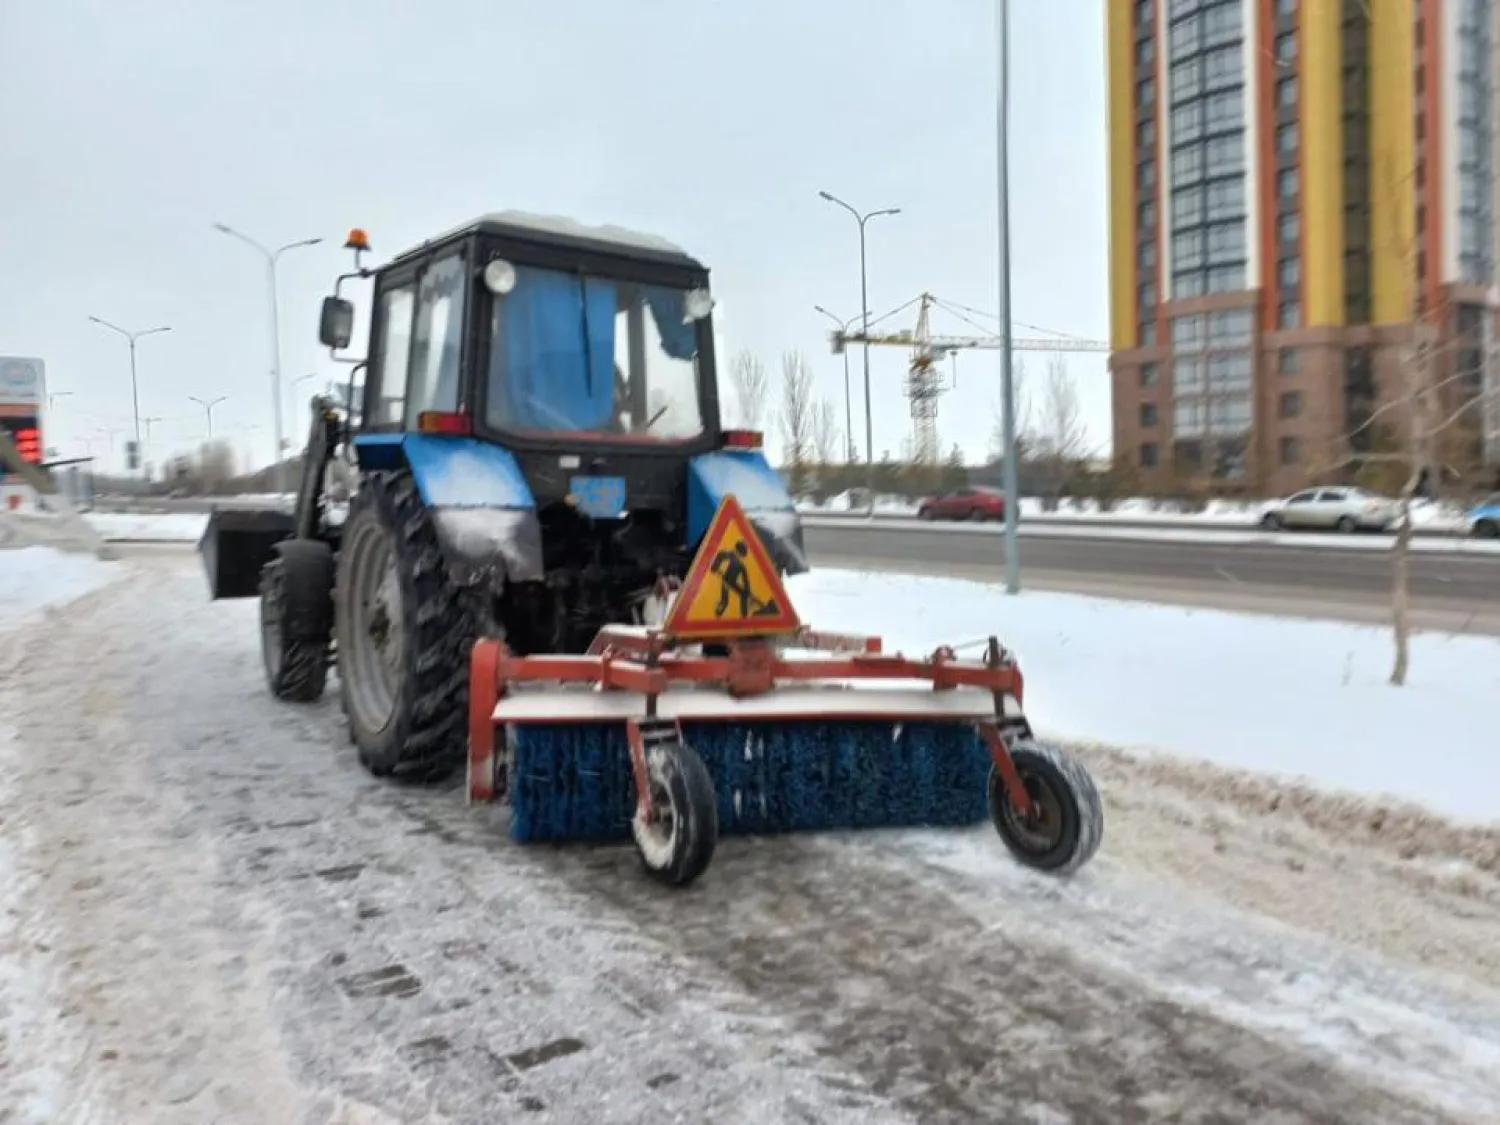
[[988, 740, 1103, 875], [632, 739, 718, 887], [335, 471, 473, 782], [258, 539, 333, 702]]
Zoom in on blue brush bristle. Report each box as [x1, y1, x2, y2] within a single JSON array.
[[508, 720, 992, 844]]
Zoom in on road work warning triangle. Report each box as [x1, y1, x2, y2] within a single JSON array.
[[665, 494, 801, 639]]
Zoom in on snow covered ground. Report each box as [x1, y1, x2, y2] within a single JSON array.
[[0, 543, 121, 629], [3, 547, 1500, 1122], [789, 569, 1499, 827]]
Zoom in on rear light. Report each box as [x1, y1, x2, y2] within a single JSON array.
[[417, 410, 471, 436], [723, 429, 763, 449]]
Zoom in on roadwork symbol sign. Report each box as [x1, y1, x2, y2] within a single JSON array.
[[664, 494, 800, 639]]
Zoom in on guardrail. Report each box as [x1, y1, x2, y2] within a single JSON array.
[[797, 509, 1470, 540]]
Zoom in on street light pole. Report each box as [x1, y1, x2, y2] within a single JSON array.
[[189, 395, 228, 441], [213, 223, 322, 494], [996, 0, 1021, 594], [87, 316, 171, 476], [813, 305, 860, 462], [818, 191, 900, 507]]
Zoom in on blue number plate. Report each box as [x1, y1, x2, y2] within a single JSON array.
[[570, 475, 626, 518]]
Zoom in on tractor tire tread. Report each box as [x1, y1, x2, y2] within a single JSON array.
[[259, 557, 331, 703], [337, 470, 474, 782]]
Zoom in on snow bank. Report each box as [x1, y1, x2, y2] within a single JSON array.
[[84, 513, 208, 541], [787, 568, 1500, 828], [0, 546, 121, 630]]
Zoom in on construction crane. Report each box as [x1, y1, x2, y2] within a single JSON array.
[[830, 292, 1107, 464]]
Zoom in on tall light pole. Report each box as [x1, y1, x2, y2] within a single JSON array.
[[995, 0, 1021, 594], [189, 395, 228, 441], [813, 305, 861, 463], [212, 223, 322, 494], [87, 316, 171, 475], [818, 191, 900, 506]]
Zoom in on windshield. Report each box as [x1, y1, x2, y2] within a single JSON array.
[[484, 264, 706, 441]]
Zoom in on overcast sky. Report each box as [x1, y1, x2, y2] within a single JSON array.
[[0, 0, 1109, 474]]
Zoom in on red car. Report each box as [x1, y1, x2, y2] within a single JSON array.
[[917, 486, 1007, 521]]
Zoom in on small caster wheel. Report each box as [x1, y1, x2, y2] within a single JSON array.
[[988, 740, 1103, 875], [632, 738, 718, 887]]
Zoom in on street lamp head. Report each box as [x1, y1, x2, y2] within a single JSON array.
[[211, 221, 234, 234], [817, 190, 835, 202]]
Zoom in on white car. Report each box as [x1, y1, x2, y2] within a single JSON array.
[[1259, 486, 1399, 533]]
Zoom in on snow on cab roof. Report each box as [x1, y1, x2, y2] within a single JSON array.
[[403, 211, 698, 263]]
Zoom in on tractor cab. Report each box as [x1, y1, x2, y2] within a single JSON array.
[[321, 213, 725, 476]]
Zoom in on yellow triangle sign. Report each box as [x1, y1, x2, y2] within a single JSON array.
[[664, 494, 801, 639]]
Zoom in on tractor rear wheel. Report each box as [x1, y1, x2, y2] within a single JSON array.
[[335, 471, 473, 782], [988, 740, 1103, 875], [258, 539, 333, 702]]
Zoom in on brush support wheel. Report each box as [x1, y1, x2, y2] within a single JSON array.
[[632, 738, 718, 887], [988, 740, 1103, 875]]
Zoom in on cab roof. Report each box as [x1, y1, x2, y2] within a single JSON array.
[[384, 211, 706, 272]]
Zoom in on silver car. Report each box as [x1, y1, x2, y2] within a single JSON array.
[[1259, 486, 1399, 533]]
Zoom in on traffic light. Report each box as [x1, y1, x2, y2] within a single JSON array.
[[126, 440, 140, 471]]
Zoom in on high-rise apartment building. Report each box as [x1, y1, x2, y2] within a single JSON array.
[[1107, 0, 1499, 494]]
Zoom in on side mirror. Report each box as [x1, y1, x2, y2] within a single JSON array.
[[319, 296, 355, 350]]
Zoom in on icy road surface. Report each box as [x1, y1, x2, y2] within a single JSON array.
[[4, 548, 1500, 1123]]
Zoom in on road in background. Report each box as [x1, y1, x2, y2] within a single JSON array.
[[803, 518, 1500, 634]]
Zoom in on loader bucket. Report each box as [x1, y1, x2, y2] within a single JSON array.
[[198, 507, 296, 599]]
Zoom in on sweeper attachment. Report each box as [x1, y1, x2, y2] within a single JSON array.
[[466, 496, 1103, 887]]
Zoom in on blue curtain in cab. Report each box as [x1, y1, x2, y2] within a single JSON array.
[[503, 270, 616, 431], [643, 288, 696, 360]]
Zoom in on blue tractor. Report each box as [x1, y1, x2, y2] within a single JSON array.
[[200, 213, 1102, 888], [201, 214, 806, 782]]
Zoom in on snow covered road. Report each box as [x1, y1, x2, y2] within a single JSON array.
[[3, 548, 1500, 1123]]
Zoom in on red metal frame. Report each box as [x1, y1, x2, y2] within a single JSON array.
[[466, 625, 1034, 820]]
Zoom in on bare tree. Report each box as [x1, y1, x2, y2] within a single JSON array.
[[988, 355, 1032, 461], [1323, 154, 1499, 684], [728, 350, 769, 431], [811, 398, 839, 467], [1030, 354, 1089, 504], [778, 351, 815, 495]]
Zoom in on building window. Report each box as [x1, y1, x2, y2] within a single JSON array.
[[1139, 200, 1156, 228], [1140, 362, 1158, 388], [1173, 270, 1207, 298], [1138, 239, 1157, 270], [1279, 436, 1302, 465], [1278, 257, 1300, 289], [1277, 301, 1301, 328], [1171, 314, 1204, 347], [1139, 319, 1157, 345], [1139, 280, 1157, 308], [1276, 0, 1298, 15], [1277, 76, 1298, 108], [1277, 122, 1299, 154], [1140, 402, 1158, 427], [1206, 134, 1245, 175], [1278, 212, 1300, 243], [1140, 441, 1159, 468], [1277, 167, 1299, 199], [1138, 118, 1155, 149], [1136, 0, 1152, 26], [1205, 177, 1246, 220], [1138, 160, 1156, 190], [1173, 229, 1205, 270], [1208, 308, 1253, 346], [1136, 38, 1154, 69], [1278, 348, 1299, 374], [1276, 32, 1296, 64], [1279, 391, 1302, 418]]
